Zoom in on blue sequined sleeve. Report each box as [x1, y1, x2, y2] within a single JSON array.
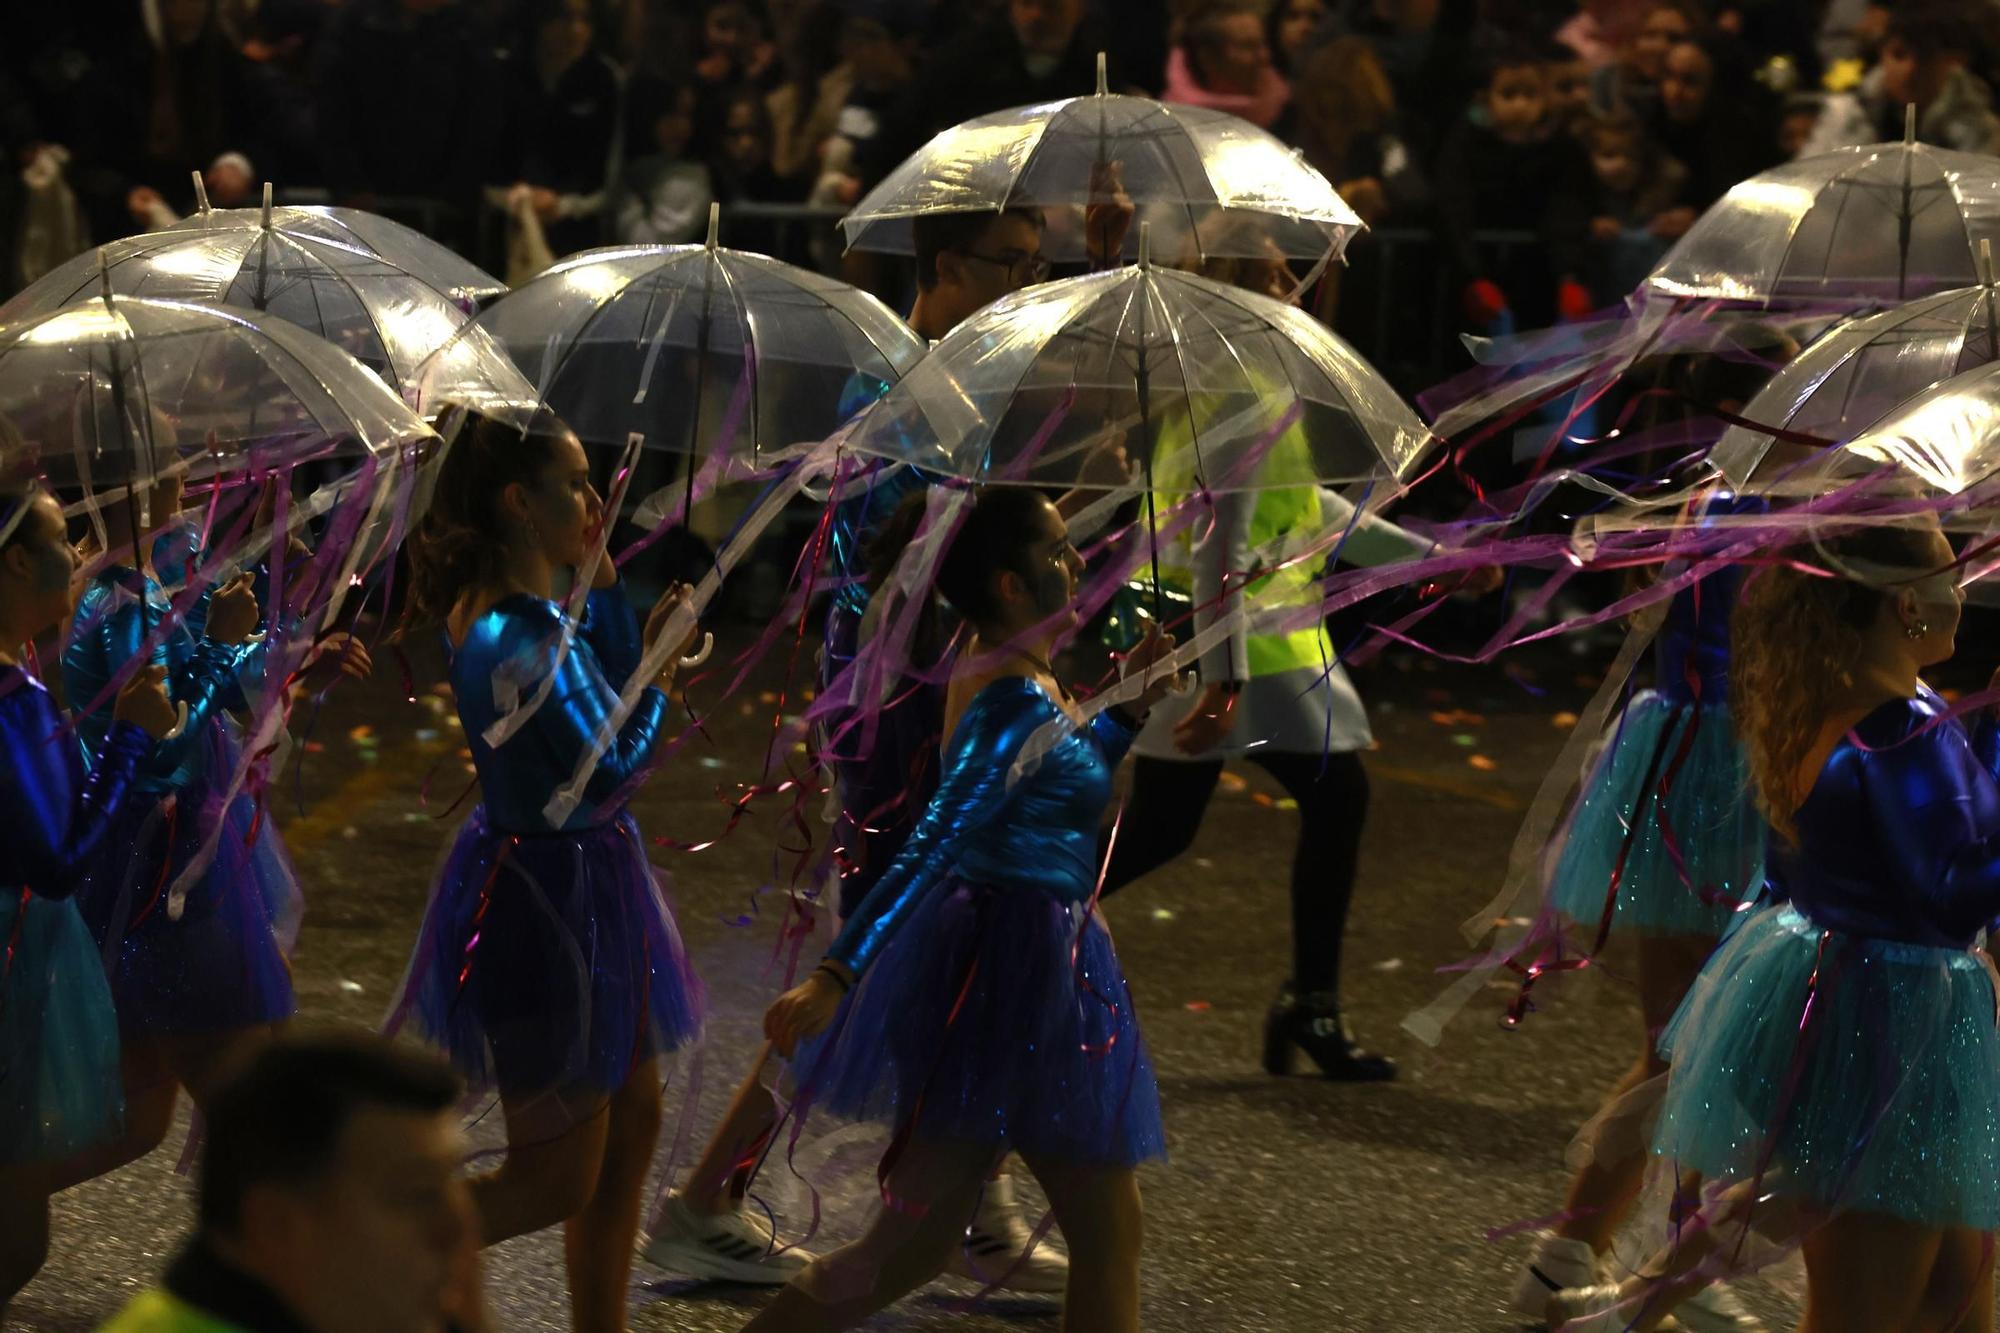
[[64, 580, 247, 784], [577, 582, 647, 686], [826, 683, 1060, 977], [0, 692, 150, 897], [1858, 718, 2000, 941], [153, 524, 266, 709], [516, 604, 670, 799]]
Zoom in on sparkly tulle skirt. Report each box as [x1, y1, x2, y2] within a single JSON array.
[[78, 725, 300, 1036], [1654, 904, 2000, 1229], [1548, 693, 1765, 939], [391, 807, 704, 1131], [0, 893, 122, 1165], [791, 877, 1166, 1168]]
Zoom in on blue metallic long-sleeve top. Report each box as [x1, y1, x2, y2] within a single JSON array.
[[1779, 686, 2000, 949], [0, 668, 151, 898], [826, 677, 1138, 977], [1651, 492, 1764, 705], [63, 567, 253, 795], [451, 582, 667, 833], [824, 368, 925, 620]]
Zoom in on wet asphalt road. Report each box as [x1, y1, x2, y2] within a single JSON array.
[[10, 625, 1816, 1333]]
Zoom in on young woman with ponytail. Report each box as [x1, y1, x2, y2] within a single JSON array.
[[387, 407, 703, 1333]]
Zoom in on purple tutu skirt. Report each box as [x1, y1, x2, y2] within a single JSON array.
[[392, 806, 704, 1124], [792, 877, 1166, 1169], [78, 726, 299, 1036]]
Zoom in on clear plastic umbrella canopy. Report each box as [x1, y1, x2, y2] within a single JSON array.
[[840, 57, 1361, 272], [163, 198, 506, 305], [1646, 120, 2000, 306], [1714, 270, 2000, 487], [419, 222, 928, 464], [0, 195, 521, 407], [844, 259, 1430, 491], [1829, 360, 2000, 494], [0, 294, 433, 495]]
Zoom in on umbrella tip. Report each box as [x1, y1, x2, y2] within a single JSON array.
[[1137, 220, 1150, 269], [706, 200, 720, 250], [261, 181, 273, 228], [1096, 50, 1107, 96], [190, 169, 209, 214], [1905, 102, 1918, 144], [96, 246, 112, 304]]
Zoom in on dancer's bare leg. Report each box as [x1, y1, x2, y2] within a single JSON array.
[[740, 1139, 996, 1331], [0, 1166, 52, 1316], [44, 1024, 275, 1192], [566, 1059, 663, 1333], [682, 1043, 780, 1213], [1920, 1227, 1994, 1333], [1018, 1151, 1143, 1333], [1796, 1211, 1943, 1333], [1557, 934, 1714, 1252], [471, 1096, 611, 1246]]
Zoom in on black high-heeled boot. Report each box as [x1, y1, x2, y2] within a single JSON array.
[[1263, 985, 1396, 1082]]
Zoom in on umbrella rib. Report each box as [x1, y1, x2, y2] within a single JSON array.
[[526, 259, 659, 425], [1157, 277, 1259, 491], [710, 252, 760, 460], [988, 287, 1107, 477], [1792, 165, 1855, 300], [287, 228, 461, 382]]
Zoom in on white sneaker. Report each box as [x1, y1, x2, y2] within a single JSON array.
[[944, 1175, 1069, 1294], [1512, 1231, 1598, 1320], [1675, 1283, 1766, 1332], [639, 1190, 813, 1286], [1546, 1283, 1633, 1331]]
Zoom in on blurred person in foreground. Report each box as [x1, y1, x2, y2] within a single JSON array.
[[99, 1034, 487, 1333]]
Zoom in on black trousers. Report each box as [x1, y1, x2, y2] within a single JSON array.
[[1099, 751, 1370, 1000]]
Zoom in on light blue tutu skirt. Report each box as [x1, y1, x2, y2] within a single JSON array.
[[0, 893, 123, 1165], [1549, 692, 1765, 939], [1654, 904, 2000, 1229]]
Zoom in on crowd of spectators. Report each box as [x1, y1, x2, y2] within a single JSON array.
[[4, 0, 2000, 380]]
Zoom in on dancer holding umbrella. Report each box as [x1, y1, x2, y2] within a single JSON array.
[[0, 460, 176, 1320], [648, 199, 1129, 1292], [755, 484, 1183, 1333], [0, 290, 421, 1305], [391, 405, 706, 1333]]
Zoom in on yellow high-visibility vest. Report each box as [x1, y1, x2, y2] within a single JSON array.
[[1151, 405, 1334, 679]]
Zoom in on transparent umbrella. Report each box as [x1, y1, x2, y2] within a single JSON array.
[[165, 179, 505, 305], [1820, 360, 2000, 495], [845, 227, 1431, 617], [0, 286, 431, 920], [846, 239, 1429, 492], [1647, 109, 2000, 306], [415, 205, 927, 524], [1714, 246, 2000, 488], [1, 183, 522, 407], [840, 54, 1362, 275], [0, 287, 430, 501]]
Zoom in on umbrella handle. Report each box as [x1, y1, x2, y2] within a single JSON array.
[[160, 700, 190, 744], [679, 631, 715, 669]]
